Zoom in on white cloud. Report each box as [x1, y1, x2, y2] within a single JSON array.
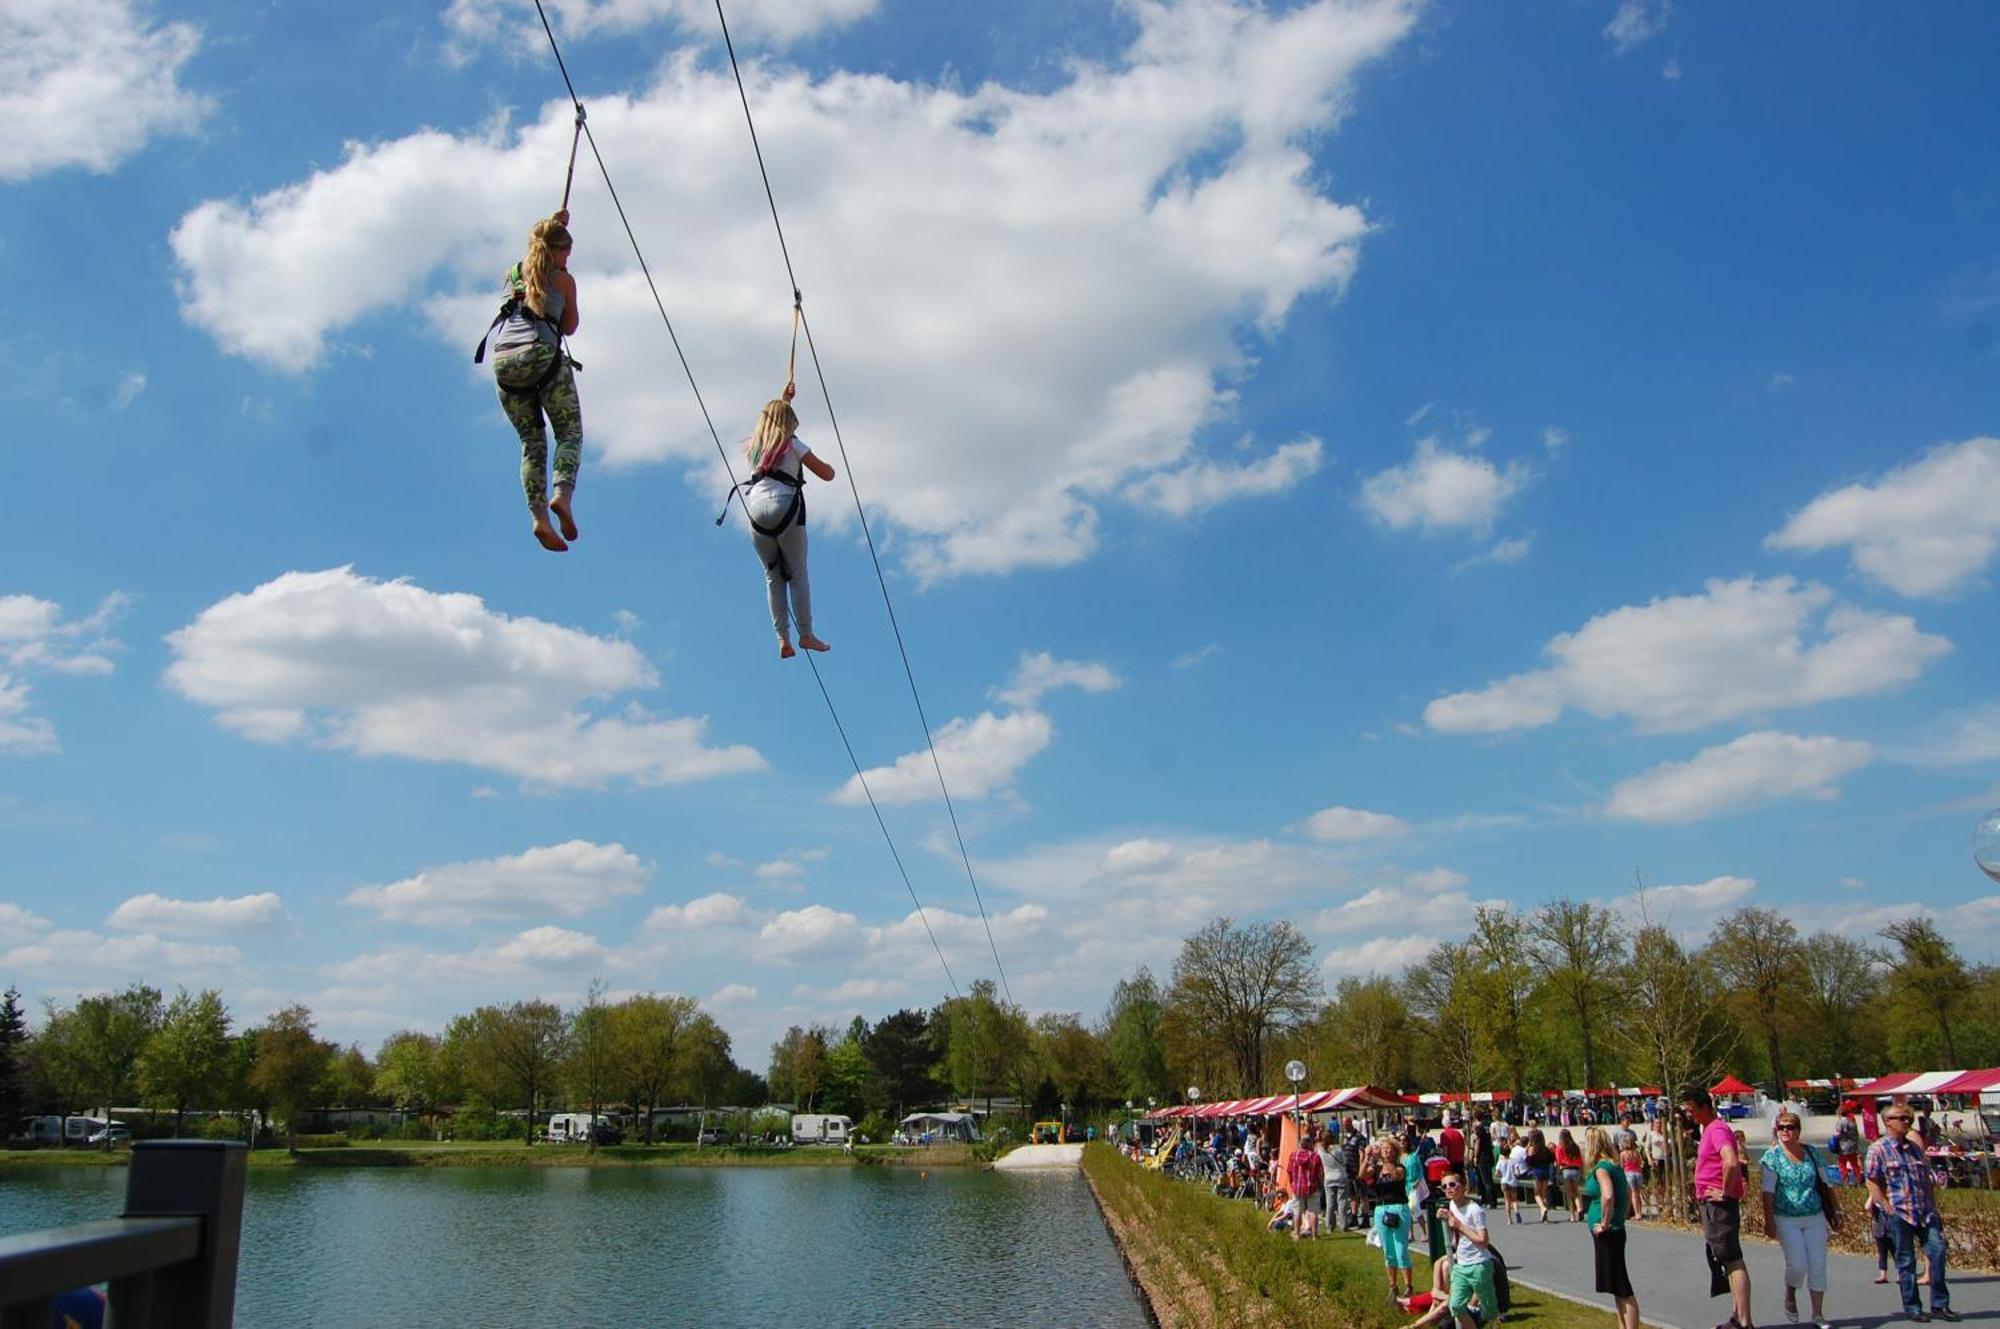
[[107, 892, 287, 936], [1541, 426, 1571, 455], [324, 926, 613, 998], [0, 591, 128, 754], [1403, 866, 1470, 893], [442, 0, 875, 53], [994, 652, 1122, 709], [111, 371, 147, 410], [1312, 888, 1497, 936], [979, 833, 1336, 934], [3, 929, 243, 988], [1360, 437, 1529, 534], [708, 982, 759, 1005], [170, 0, 1416, 580], [1896, 699, 2000, 768], [1824, 895, 2000, 957], [1131, 438, 1323, 517], [830, 710, 1051, 806], [1604, 732, 1874, 824], [1456, 536, 1532, 570], [1172, 643, 1222, 670], [1425, 576, 1948, 735], [0, 903, 51, 936], [1604, 0, 1669, 53], [346, 841, 649, 927], [759, 904, 864, 962], [1615, 875, 1756, 923], [1298, 805, 1410, 842], [1319, 932, 1441, 977], [1766, 437, 2000, 598], [164, 568, 763, 789], [646, 892, 755, 931], [0, 0, 213, 181]]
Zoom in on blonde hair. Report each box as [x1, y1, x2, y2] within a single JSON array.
[[520, 217, 573, 318], [747, 398, 799, 472], [1584, 1125, 1617, 1166]]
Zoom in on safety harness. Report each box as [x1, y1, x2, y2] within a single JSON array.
[[472, 263, 580, 398], [741, 446, 806, 581]]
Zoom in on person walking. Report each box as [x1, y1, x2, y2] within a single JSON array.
[[1760, 1109, 1837, 1329], [1474, 1113, 1497, 1206], [1342, 1119, 1367, 1231], [1835, 1109, 1864, 1186], [1287, 1126, 1326, 1240], [1682, 1085, 1755, 1329], [1526, 1127, 1555, 1221], [1499, 1136, 1527, 1224], [1362, 1138, 1414, 1302], [1321, 1123, 1351, 1231], [1440, 1171, 1498, 1329], [1866, 1103, 1959, 1322], [1619, 1134, 1647, 1222], [1584, 1126, 1641, 1329], [1556, 1128, 1586, 1221]]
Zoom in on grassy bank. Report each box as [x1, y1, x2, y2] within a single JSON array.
[[1082, 1145, 1629, 1329], [2, 1142, 979, 1170]]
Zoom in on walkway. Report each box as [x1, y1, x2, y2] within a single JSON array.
[[994, 1143, 1084, 1170], [1436, 1210, 1997, 1329]]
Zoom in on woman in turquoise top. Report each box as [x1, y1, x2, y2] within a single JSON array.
[[1760, 1109, 1835, 1329], [1583, 1127, 1640, 1329]]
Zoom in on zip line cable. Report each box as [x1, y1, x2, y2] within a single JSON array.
[[713, 0, 1016, 1007], [525, 0, 960, 1002]]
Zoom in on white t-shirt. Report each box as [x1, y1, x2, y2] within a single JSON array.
[[746, 437, 811, 526], [1492, 1121, 1514, 1148], [1448, 1198, 1493, 1265]]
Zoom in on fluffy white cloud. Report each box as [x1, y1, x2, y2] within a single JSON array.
[[1298, 805, 1409, 842], [646, 892, 755, 931], [1767, 437, 2000, 598], [347, 841, 649, 927], [3, 929, 243, 987], [1605, 732, 1874, 824], [831, 710, 1051, 806], [1614, 875, 1756, 922], [1312, 887, 1498, 936], [0, 0, 213, 181], [164, 568, 763, 789], [1319, 932, 1441, 977], [1604, 0, 1669, 53], [325, 925, 610, 990], [171, 0, 1415, 579], [758, 904, 864, 962], [1360, 438, 1528, 534], [979, 834, 1336, 934], [1823, 895, 2000, 957], [708, 982, 759, 1005], [107, 892, 287, 936], [994, 652, 1122, 709], [1425, 576, 1948, 735], [0, 903, 51, 936], [0, 591, 127, 754], [443, 0, 875, 51], [1897, 699, 2000, 767]]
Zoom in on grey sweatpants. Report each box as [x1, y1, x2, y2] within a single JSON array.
[[747, 482, 811, 638]]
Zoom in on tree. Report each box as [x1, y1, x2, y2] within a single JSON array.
[[861, 1008, 939, 1119], [820, 1036, 871, 1118], [1468, 907, 1535, 1098], [769, 1025, 831, 1110], [610, 993, 700, 1142], [70, 984, 163, 1115], [1878, 917, 1973, 1065], [1167, 917, 1320, 1095], [1034, 1012, 1109, 1118], [566, 979, 616, 1150], [1102, 968, 1172, 1106], [1306, 976, 1412, 1089], [1618, 921, 1736, 1220], [1403, 942, 1483, 1094], [374, 1031, 448, 1119], [1526, 899, 1624, 1090], [249, 1004, 335, 1151], [327, 1043, 375, 1108], [0, 987, 26, 1130], [27, 1002, 95, 1130], [1705, 907, 1804, 1088], [465, 1000, 569, 1144], [684, 1013, 736, 1106], [136, 987, 231, 1134], [1792, 930, 1881, 1076], [937, 981, 1031, 1114]]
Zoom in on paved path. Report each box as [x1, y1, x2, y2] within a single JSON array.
[[1416, 1210, 1998, 1329], [994, 1143, 1084, 1170]]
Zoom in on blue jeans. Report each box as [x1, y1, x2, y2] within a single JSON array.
[[1889, 1213, 1950, 1314]]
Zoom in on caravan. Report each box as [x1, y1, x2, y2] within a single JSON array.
[[22, 1116, 113, 1145], [790, 1114, 853, 1146], [545, 1113, 623, 1145]]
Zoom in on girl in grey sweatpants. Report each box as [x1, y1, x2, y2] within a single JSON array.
[[743, 391, 835, 658]]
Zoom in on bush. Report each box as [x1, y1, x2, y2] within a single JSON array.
[[291, 1134, 348, 1149], [855, 1112, 894, 1144], [197, 1117, 250, 1142]]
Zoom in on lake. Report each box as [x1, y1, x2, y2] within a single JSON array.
[[0, 1163, 1150, 1327]]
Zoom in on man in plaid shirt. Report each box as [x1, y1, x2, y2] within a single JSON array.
[[1865, 1104, 1958, 1322]]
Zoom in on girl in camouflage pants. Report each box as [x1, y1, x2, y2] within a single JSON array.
[[490, 212, 583, 552]]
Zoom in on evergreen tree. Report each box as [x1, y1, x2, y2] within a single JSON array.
[[0, 986, 26, 1129]]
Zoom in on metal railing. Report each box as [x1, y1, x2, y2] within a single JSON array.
[[0, 1140, 247, 1329]]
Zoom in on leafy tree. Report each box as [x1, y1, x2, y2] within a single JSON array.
[[1879, 917, 1974, 1065], [326, 1043, 375, 1108], [1797, 931, 1883, 1076], [861, 1008, 939, 1118], [375, 1031, 449, 1116], [70, 984, 163, 1115], [463, 1001, 569, 1144], [136, 987, 231, 1133], [1034, 1012, 1109, 1116], [27, 1002, 95, 1129], [937, 980, 1031, 1114], [684, 1013, 736, 1106], [1167, 917, 1320, 1095], [610, 993, 700, 1141], [769, 1025, 831, 1110], [0, 987, 26, 1129], [1706, 906, 1804, 1088], [1467, 907, 1535, 1098], [1102, 967, 1172, 1106], [820, 1036, 872, 1118], [566, 979, 616, 1149], [249, 1005, 335, 1151], [1526, 899, 1624, 1089], [1618, 922, 1736, 1220], [1306, 975, 1411, 1089], [1403, 942, 1484, 1094]]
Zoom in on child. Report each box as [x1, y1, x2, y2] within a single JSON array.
[[741, 386, 836, 657], [1619, 1138, 1646, 1219]]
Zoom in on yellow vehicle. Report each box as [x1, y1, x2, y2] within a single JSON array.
[[1031, 1120, 1064, 1144]]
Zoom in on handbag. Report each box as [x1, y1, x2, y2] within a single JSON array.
[[1380, 1208, 1402, 1229], [1807, 1146, 1842, 1231]]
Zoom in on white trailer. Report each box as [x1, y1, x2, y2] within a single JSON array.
[[545, 1112, 618, 1143], [790, 1113, 853, 1145]]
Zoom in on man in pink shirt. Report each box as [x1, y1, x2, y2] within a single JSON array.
[[1681, 1086, 1754, 1329]]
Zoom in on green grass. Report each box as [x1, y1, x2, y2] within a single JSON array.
[[1082, 1145, 1629, 1329]]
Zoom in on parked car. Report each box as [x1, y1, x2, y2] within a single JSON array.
[[86, 1123, 131, 1146], [1061, 1124, 1086, 1143], [1031, 1120, 1062, 1144], [697, 1127, 729, 1146]]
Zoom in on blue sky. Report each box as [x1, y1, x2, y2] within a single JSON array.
[[4, 0, 1999, 1066]]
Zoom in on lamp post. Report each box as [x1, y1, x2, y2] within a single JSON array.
[[1286, 1059, 1308, 1122]]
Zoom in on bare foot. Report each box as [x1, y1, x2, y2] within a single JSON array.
[[778, 639, 795, 659], [550, 491, 578, 541], [799, 634, 831, 652], [532, 520, 569, 553]]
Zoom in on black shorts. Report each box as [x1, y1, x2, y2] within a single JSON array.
[[1701, 1198, 1744, 1267], [1593, 1227, 1634, 1297]]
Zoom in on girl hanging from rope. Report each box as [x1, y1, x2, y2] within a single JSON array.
[[743, 384, 834, 657], [486, 210, 583, 552]]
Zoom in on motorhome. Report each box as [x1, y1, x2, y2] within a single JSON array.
[[545, 1113, 621, 1144], [790, 1113, 853, 1145], [23, 1116, 112, 1145]]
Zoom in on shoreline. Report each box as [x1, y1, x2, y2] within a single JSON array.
[[0, 1142, 980, 1171]]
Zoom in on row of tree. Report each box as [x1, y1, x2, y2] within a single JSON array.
[[5, 899, 1993, 1143]]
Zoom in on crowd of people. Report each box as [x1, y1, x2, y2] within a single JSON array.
[[1125, 1084, 1967, 1329]]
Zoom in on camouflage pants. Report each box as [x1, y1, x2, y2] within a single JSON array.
[[493, 343, 581, 514]]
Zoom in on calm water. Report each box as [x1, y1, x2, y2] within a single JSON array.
[[0, 1163, 1148, 1328]]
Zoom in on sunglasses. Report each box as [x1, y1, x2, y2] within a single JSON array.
[[1775, 1123, 1800, 1132], [1886, 1116, 1914, 1123]]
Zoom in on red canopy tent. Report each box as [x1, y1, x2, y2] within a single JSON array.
[[1711, 1075, 1756, 1095], [1931, 1068, 2000, 1095]]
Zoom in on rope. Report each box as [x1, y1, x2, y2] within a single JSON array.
[[524, 0, 961, 1002], [560, 106, 585, 212], [714, 0, 1016, 1007]]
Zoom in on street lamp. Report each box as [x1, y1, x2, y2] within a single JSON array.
[[1286, 1059, 1308, 1120]]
